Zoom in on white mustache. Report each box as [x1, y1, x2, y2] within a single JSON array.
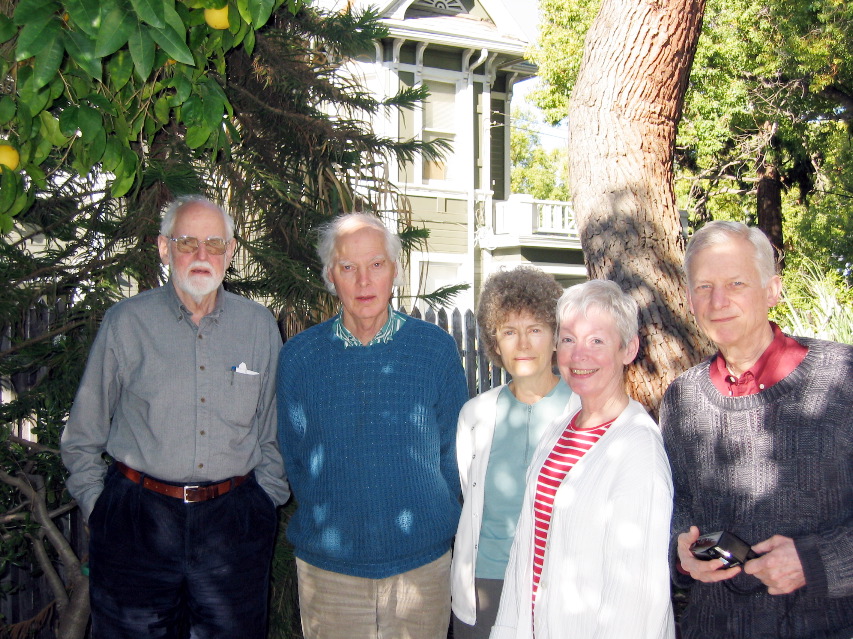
[[186, 261, 214, 276]]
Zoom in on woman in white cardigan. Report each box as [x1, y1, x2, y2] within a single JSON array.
[[490, 280, 675, 639], [452, 267, 575, 639]]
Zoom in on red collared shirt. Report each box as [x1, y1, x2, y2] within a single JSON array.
[[709, 323, 808, 397]]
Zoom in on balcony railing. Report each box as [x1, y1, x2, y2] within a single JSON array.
[[492, 194, 580, 242]]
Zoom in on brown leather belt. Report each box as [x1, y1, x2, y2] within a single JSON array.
[[115, 462, 248, 503]]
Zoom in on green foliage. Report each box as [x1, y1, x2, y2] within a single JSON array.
[[530, 0, 599, 125], [781, 124, 853, 280], [217, 6, 451, 327], [676, 0, 853, 241], [0, 0, 306, 232], [0, 185, 156, 626], [416, 283, 470, 311], [535, 0, 853, 284], [510, 106, 570, 201], [772, 258, 853, 344]]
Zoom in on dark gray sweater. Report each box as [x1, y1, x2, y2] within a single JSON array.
[[661, 336, 853, 639]]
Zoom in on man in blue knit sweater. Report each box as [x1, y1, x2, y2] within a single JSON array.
[[277, 213, 468, 638]]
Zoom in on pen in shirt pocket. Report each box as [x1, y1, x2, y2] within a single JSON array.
[[230, 362, 260, 384]]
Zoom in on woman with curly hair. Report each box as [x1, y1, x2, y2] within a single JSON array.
[[451, 267, 575, 639]]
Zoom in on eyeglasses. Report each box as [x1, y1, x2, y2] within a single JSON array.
[[168, 236, 229, 255]]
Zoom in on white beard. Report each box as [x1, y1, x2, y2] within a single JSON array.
[[172, 260, 223, 303]]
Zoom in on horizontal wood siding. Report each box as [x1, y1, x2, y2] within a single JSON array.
[[409, 195, 468, 253]]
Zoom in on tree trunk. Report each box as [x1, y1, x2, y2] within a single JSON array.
[[56, 581, 90, 639], [756, 161, 784, 270], [567, 0, 713, 415]]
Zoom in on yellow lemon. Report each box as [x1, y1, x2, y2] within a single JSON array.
[[0, 144, 20, 170], [204, 6, 230, 30]]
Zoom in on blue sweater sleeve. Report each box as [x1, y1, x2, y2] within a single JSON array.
[[276, 336, 309, 499], [436, 335, 468, 500]]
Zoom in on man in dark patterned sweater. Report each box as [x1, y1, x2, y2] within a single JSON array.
[[660, 221, 853, 639]]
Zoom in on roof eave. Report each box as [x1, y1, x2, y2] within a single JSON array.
[[383, 20, 529, 57]]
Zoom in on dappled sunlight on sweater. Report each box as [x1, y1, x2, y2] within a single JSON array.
[[287, 402, 307, 436], [309, 444, 325, 478], [397, 509, 414, 534]]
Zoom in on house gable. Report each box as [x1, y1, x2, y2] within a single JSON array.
[[360, 0, 529, 48], [406, 0, 468, 17]]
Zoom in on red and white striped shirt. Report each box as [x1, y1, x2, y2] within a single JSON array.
[[531, 414, 614, 619]]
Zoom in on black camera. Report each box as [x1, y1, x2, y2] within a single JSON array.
[[690, 531, 759, 568]]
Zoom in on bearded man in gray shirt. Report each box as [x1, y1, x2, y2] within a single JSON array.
[[61, 196, 290, 639]]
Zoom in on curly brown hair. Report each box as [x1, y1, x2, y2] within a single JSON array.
[[477, 266, 564, 366]]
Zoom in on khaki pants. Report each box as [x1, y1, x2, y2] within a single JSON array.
[[296, 551, 451, 639]]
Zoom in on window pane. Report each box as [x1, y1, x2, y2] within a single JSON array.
[[423, 131, 455, 181], [423, 81, 456, 182], [424, 82, 456, 131]]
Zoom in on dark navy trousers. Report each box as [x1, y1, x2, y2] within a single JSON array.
[[88, 464, 278, 639]]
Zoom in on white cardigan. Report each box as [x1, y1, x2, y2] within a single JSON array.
[[451, 385, 578, 625], [490, 399, 675, 639]]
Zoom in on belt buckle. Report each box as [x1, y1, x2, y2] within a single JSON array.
[[183, 485, 201, 503]]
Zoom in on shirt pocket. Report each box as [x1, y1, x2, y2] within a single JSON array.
[[224, 371, 262, 427]]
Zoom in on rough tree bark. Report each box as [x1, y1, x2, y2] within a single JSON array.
[[756, 161, 785, 269], [568, 0, 713, 415]]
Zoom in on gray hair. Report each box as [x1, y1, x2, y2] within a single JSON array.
[[317, 213, 403, 295], [160, 196, 235, 241], [556, 280, 639, 349], [684, 221, 777, 287]]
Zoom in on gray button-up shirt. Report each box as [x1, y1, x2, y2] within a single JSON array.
[[61, 281, 290, 519]]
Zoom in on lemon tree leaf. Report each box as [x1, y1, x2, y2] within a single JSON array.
[[64, 0, 102, 37], [12, 0, 58, 27], [39, 111, 70, 146], [148, 23, 194, 65], [63, 29, 102, 80], [106, 50, 134, 91], [16, 14, 61, 61], [185, 124, 212, 148], [76, 105, 103, 144], [95, 2, 136, 57], [128, 23, 155, 80], [0, 97, 16, 125], [130, 0, 165, 28], [32, 32, 65, 90], [0, 15, 17, 44], [248, 0, 275, 28]]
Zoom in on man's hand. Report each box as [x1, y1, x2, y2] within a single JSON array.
[[744, 534, 806, 595], [676, 526, 742, 583]]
